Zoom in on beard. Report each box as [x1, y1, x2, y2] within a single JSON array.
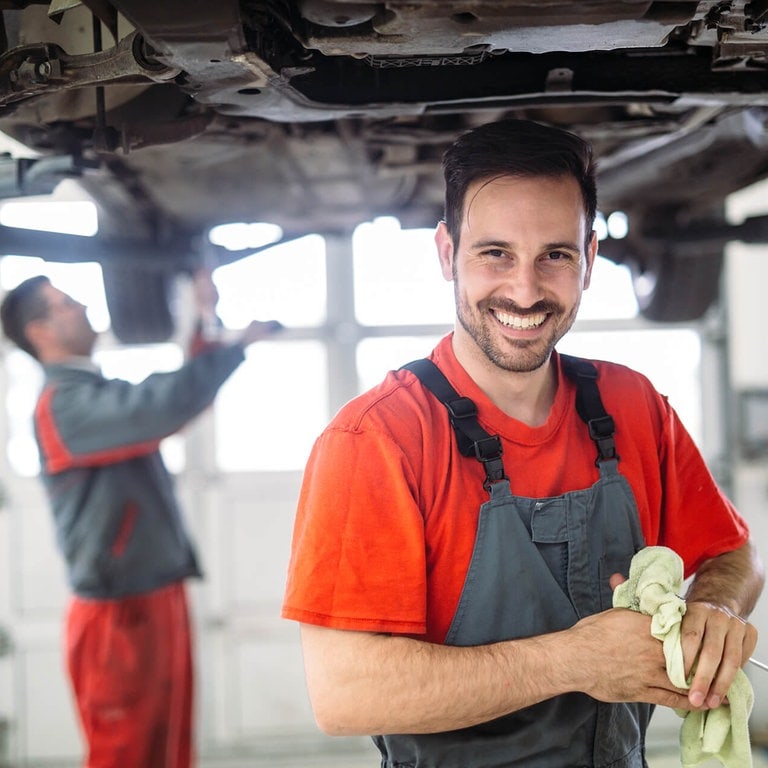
[[454, 288, 579, 373]]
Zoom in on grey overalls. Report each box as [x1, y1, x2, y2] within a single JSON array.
[[374, 355, 651, 768]]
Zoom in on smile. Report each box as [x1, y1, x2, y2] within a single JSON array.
[[492, 309, 548, 330]]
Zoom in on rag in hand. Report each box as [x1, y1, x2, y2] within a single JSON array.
[[612, 546, 754, 768]]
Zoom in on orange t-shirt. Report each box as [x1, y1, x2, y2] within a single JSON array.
[[282, 334, 749, 643]]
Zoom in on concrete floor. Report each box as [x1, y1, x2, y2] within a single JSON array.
[[197, 747, 768, 767], [194, 735, 768, 768], [21, 743, 768, 768], [21, 730, 768, 767]]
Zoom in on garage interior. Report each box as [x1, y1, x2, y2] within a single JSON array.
[[0, 172, 766, 766], [0, 2, 767, 763]]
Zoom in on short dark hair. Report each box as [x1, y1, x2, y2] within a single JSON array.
[[0, 275, 52, 359], [442, 118, 598, 250]]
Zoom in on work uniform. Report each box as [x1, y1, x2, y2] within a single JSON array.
[[283, 334, 749, 767], [374, 357, 650, 766], [34, 341, 248, 768]]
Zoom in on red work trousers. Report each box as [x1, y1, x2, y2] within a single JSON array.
[[66, 581, 194, 768]]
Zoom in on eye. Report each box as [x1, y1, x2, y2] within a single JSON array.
[[542, 250, 577, 267], [481, 247, 507, 259]]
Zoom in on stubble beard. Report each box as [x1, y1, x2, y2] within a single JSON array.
[[454, 287, 579, 374]]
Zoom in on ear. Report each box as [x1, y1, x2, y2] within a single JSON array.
[[582, 230, 598, 290], [24, 318, 49, 356], [435, 221, 455, 282]]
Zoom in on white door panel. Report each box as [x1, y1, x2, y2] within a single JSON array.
[[0, 473, 82, 764], [183, 470, 315, 750]]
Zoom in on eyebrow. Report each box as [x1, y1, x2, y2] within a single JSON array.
[[470, 238, 582, 252]]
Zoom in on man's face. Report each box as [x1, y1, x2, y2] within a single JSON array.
[[436, 174, 596, 374], [39, 283, 97, 357]]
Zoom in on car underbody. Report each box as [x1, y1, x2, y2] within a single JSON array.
[[1, 1, 768, 341]]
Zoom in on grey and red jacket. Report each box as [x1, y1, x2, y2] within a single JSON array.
[[33, 342, 246, 599]]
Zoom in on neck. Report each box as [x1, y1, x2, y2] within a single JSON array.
[[39, 349, 92, 366], [452, 336, 557, 426]]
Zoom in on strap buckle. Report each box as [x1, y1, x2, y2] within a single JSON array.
[[473, 434, 503, 462], [588, 416, 618, 464], [445, 396, 477, 421], [402, 358, 508, 493]]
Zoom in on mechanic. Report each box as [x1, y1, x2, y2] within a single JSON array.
[[1, 271, 280, 768], [282, 119, 765, 767]]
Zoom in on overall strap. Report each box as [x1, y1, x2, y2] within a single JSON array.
[[401, 359, 507, 491], [560, 354, 619, 465]]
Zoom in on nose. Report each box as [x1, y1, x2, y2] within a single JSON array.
[[506, 260, 544, 309]]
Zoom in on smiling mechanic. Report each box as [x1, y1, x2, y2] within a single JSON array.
[[282, 119, 765, 767]]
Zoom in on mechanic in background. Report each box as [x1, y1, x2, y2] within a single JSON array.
[[282, 119, 764, 766], [1, 270, 280, 768]]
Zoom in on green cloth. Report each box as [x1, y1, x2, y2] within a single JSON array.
[[612, 546, 754, 767]]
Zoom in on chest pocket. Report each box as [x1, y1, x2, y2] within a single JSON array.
[[520, 498, 570, 593]]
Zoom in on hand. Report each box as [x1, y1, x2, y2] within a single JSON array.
[[239, 319, 283, 346], [609, 572, 626, 591], [680, 600, 758, 709], [567, 608, 695, 710]]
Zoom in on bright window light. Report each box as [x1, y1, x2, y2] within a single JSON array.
[[594, 212, 608, 241], [0, 255, 110, 332], [209, 222, 283, 251], [0, 197, 105, 329], [578, 255, 638, 320], [96, 344, 184, 382], [4, 348, 43, 476], [595, 211, 629, 241], [213, 235, 326, 328], [0, 129, 39, 158], [558, 328, 702, 445], [354, 217, 454, 326], [607, 211, 629, 239], [215, 340, 328, 471], [357, 335, 447, 393], [0, 199, 98, 236]]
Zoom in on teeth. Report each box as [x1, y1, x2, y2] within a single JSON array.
[[494, 310, 546, 329]]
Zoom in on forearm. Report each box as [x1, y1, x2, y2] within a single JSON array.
[[684, 538, 764, 617], [302, 625, 570, 735], [300, 612, 690, 736]]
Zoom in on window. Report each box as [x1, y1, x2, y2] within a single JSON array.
[[351, 227, 705, 447], [559, 329, 702, 445], [0, 199, 98, 237], [214, 341, 328, 472], [0, 255, 109, 332], [1, 210, 707, 475], [211, 236, 328, 471], [569, 257, 703, 445], [4, 348, 43, 477], [353, 218, 453, 326], [213, 235, 327, 328], [357, 335, 447, 392], [578, 256, 638, 319]]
